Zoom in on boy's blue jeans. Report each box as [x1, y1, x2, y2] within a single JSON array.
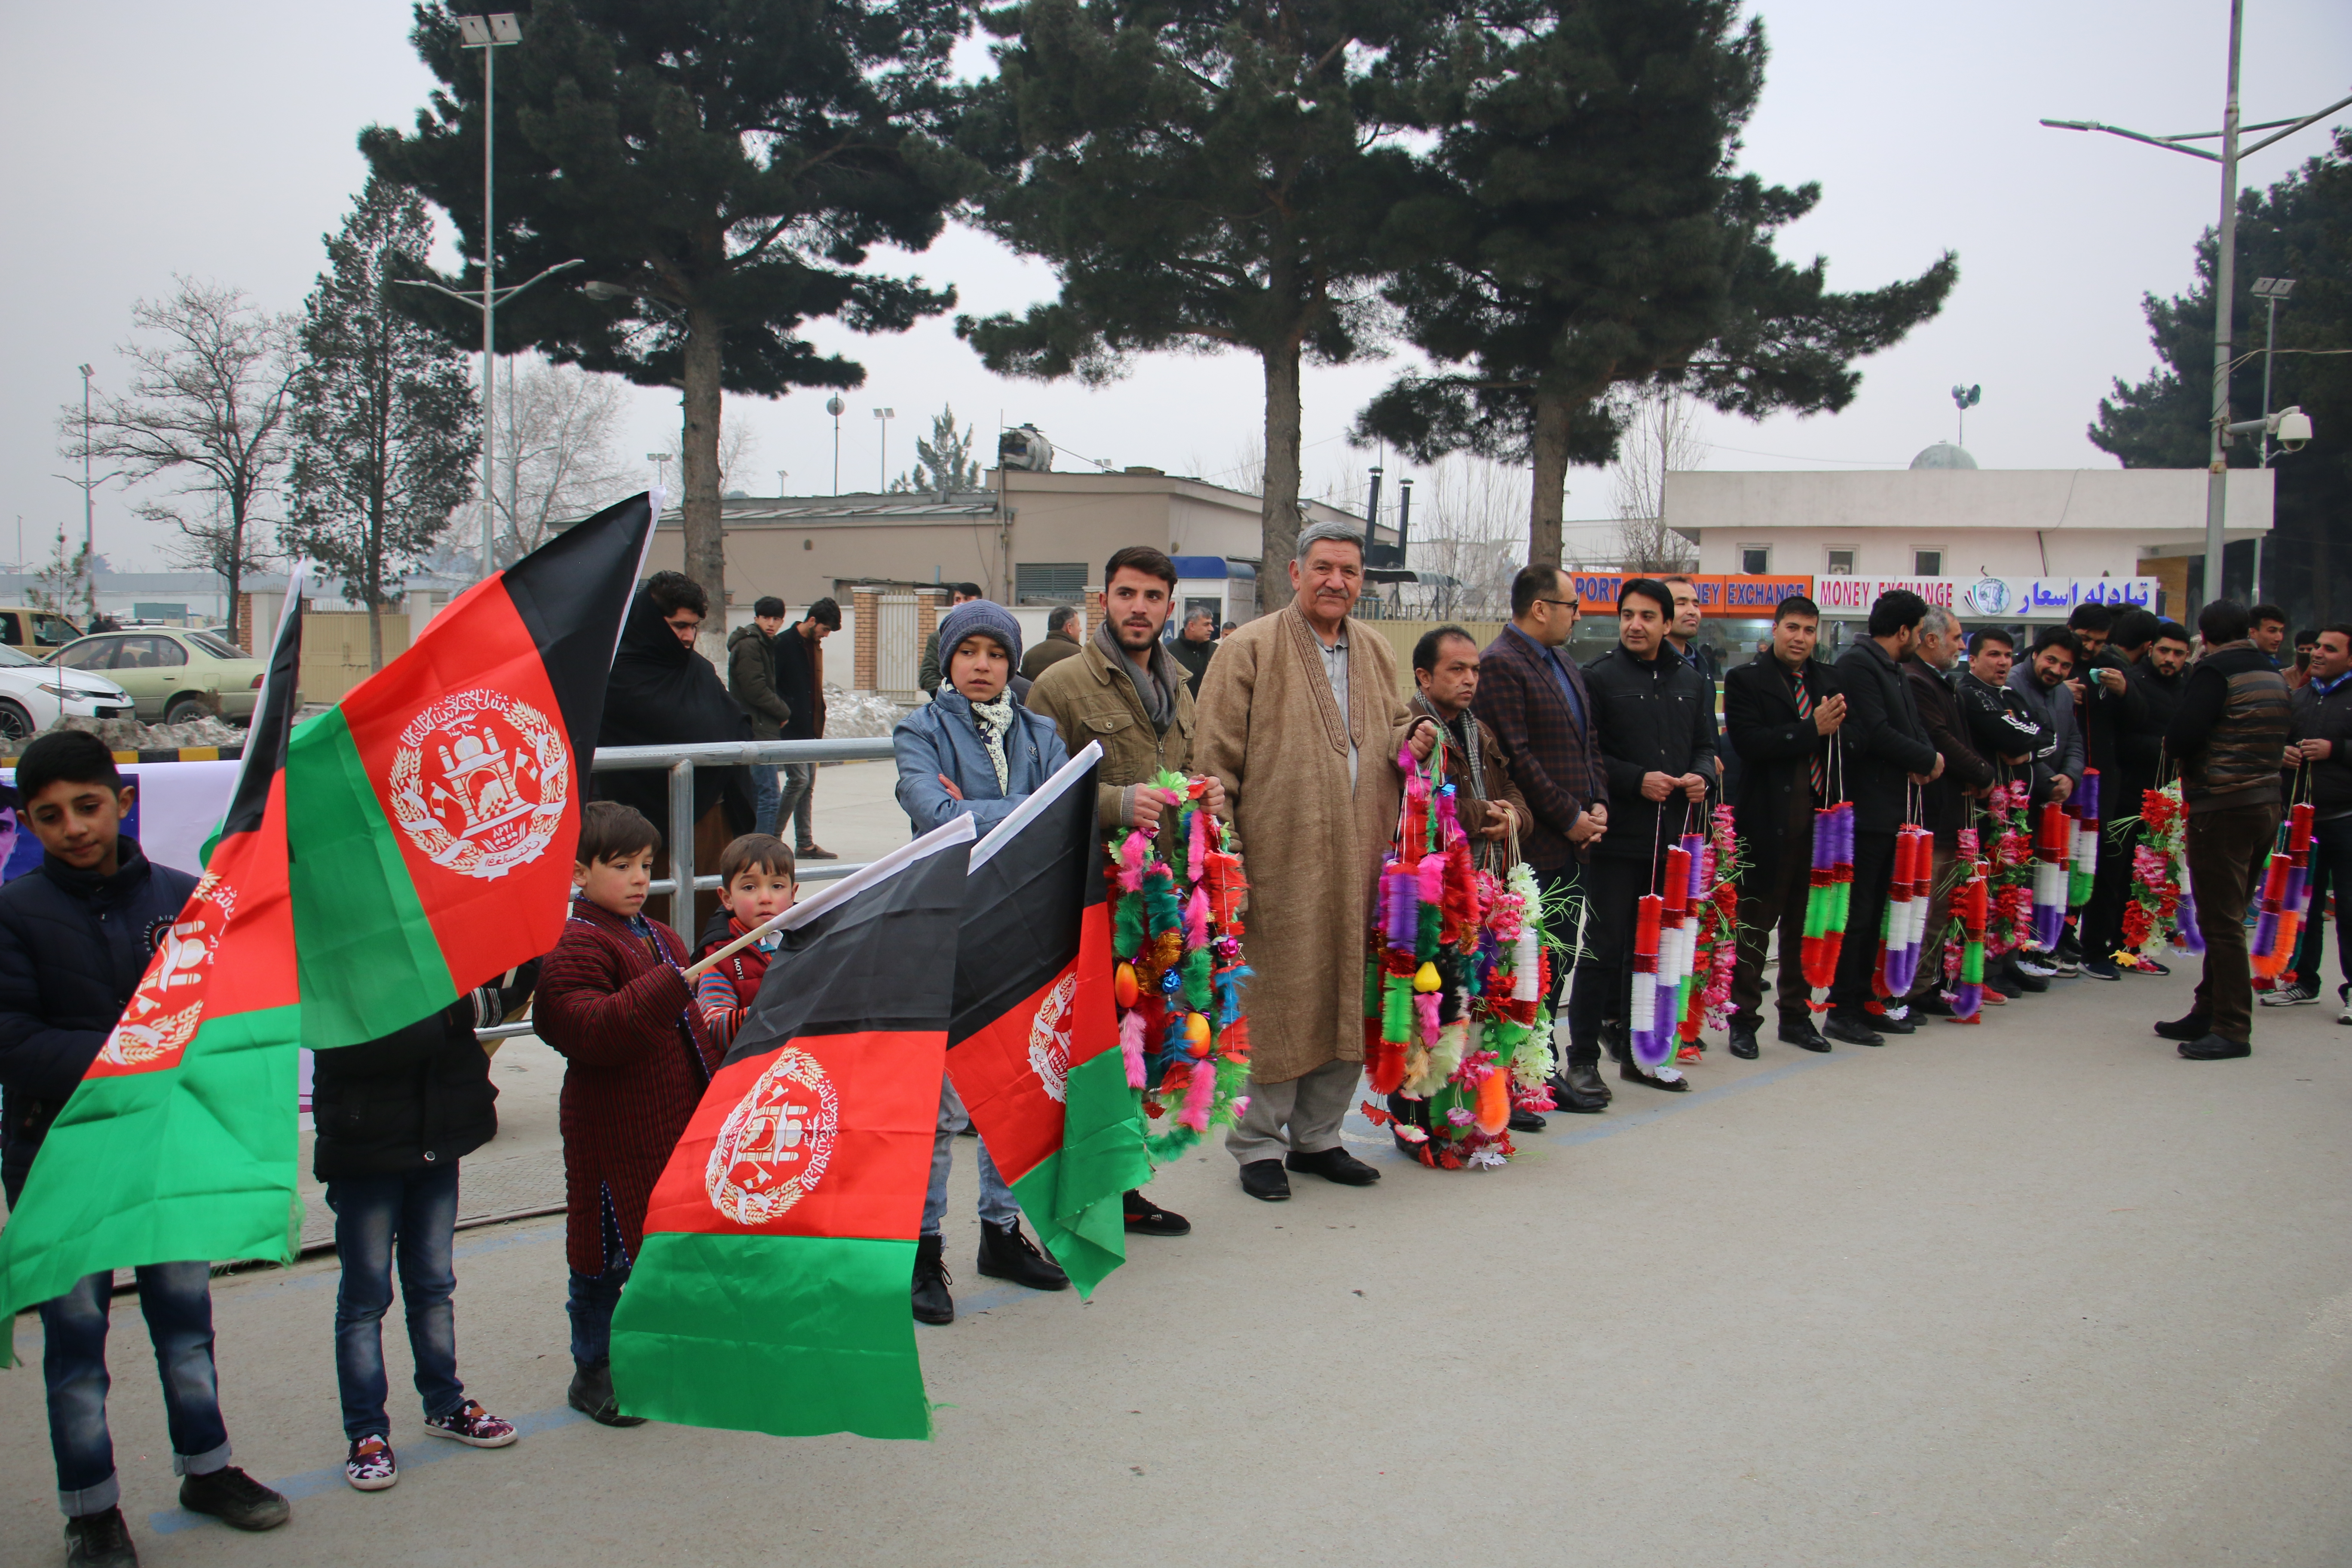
[[38, 1263, 232, 1518], [922, 1078, 1018, 1237], [567, 1189, 631, 1366], [325, 1167, 466, 1441]]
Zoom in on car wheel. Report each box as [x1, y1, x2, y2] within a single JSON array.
[[0, 701, 32, 746], [165, 695, 209, 725]]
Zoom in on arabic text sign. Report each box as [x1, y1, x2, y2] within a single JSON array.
[[1811, 576, 2160, 620]]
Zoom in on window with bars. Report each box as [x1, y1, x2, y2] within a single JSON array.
[[1014, 562, 1087, 606]]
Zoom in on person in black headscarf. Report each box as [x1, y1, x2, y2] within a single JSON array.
[[595, 573, 755, 923]]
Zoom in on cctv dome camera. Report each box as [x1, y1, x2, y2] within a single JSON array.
[[2275, 406, 2312, 453]]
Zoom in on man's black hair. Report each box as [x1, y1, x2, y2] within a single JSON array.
[[2294, 627, 2319, 648], [2153, 619, 2192, 647], [1510, 563, 1568, 619], [753, 595, 786, 619], [2066, 602, 2113, 634], [2030, 626, 2081, 663], [1969, 626, 2015, 654], [647, 570, 708, 619], [2198, 599, 2252, 646], [1104, 545, 1179, 590], [952, 582, 984, 602], [15, 730, 122, 804], [1867, 590, 1929, 637], [2108, 607, 2160, 651], [804, 597, 841, 629], [1773, 595, 1819, 622], [2250, 602, 2287, 629], [1618, 576, 1674, 621], [1412, 625, 1478, 674]]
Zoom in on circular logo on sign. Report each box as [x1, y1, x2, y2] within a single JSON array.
[[99, 871, 234, 1071], [1965, 577, 2012, 616], [705, 1049, 839, 1225], [1028, 971, 1077, 1104], [389, 688, 569, 881]]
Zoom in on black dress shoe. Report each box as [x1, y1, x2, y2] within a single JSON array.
[[1285, 1145, 1381, 1185], [1239, 1158, 1291, 1201], [567, 1359, 649, 1425], [1822, 1012, 1884, 1047], [1565, 1061, 1613, 1105], [2006, 960, 2050, 994], [977, 1218, 1071, 1290], [2153, 1012, 2211, 1042], [1599, 1021, 1630, 1064], [910, 1233, 955, 1324], [1122, 1189, 1191, 1236], [1870, 1010, 1917, 1035], [1909, 992, 1954, 1017], [1507, 1106, 1547, 1133], [1778, 1020, 1832, 1052], [1618, 1060, 1690, 1093], [2178, 1032, 2251, 1060], [1548, 1074, 1608, 1113], [1727, 1023, 1760, 1060]]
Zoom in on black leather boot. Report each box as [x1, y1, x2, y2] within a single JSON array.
[[911, 1233, 955, 1324], [977, 1219, 1070, 1291]]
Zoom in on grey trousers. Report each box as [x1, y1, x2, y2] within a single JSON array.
[[1225, 1058, 1362, 1164]]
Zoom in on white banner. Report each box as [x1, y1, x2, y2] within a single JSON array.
[[1811, 575, 2160, 621]]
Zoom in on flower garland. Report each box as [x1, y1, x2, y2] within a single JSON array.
[[1950, 827, 1989, 1021], [1360, 743, 1552, 1170], [1984, 779, 2037, 958], [1109, 771, 1252, 1162], [2121, 782, 2202, 960], [1675, 805, 1743, 1057]]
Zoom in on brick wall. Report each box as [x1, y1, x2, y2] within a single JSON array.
[[852, 586, 879, 692]]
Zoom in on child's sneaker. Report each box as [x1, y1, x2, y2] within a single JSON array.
[[344, 1435, 397, 1491], [423, 1399, 518, 1448], [63, 1505, 137, 1566]]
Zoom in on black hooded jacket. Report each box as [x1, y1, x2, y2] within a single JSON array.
[[594, 586, 756, 836], [310, 962, 538, 1180]]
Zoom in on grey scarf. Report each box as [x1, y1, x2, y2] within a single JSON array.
[[1096, 622, 1176, 732]]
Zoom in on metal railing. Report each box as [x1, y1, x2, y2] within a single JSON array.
[[588, 735, 897, 943]]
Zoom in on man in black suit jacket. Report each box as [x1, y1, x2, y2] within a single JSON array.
[[1722, 595, 1846, 1058], [1825, 590, 1944, 1045]]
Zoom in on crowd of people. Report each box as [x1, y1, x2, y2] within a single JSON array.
[[0, 522, 2341, 1566]]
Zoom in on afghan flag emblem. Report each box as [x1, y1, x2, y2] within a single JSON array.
[[286, 492, 655, 1047], [609, 816, 978, 1440]]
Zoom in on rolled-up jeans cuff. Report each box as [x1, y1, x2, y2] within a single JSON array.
[[60, 1472, 120, 1519], [172, 1439, 232, 1478]]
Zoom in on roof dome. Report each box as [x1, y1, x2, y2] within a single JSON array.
[[1909, 441, 1978, 470]]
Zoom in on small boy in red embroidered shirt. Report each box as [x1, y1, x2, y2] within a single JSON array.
[[692, 834, 796, 1053], [534, 801, 717, 1429]]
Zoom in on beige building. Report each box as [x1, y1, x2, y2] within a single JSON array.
[[642, 466, 1384, 622]]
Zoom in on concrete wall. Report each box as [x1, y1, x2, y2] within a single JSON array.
[[1670, 467, 2273, 582]]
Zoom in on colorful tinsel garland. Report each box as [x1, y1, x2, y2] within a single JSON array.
[[1109, 771, 1253, 1162], [1800, 802, 1855, 990], [2251, 801, 2316, 985], [1949, 827, 1989, 1021]]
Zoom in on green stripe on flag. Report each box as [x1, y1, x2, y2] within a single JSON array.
[[1057, 1047, 1149, 1228], [1009, 1155, 1127, 1299], [609, 1232, 932, 1439], [0, 1005, 300, 1363], [285, 710, 456, 1047]]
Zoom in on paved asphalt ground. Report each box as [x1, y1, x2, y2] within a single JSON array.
[[2, 759, 2348, 1566]]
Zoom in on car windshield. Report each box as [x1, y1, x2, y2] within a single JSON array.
[[0, 646, 40, 668], [184, 631, 245, 660]]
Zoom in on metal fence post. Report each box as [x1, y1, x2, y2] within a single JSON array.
[[668, 757, 697, 946]]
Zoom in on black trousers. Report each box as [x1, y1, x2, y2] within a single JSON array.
[[1828, 828, 1899, 1016], [1565, 850, 1669, 1067], [2079, 814, 2141, 962], [1729, 847, 1813, 1031], [1532, 862, 1585, 1018]]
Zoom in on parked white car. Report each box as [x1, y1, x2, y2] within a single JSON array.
[[0, 644, 135, 744]]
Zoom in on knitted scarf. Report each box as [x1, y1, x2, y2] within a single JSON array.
[[967, 688, 1016, 793]]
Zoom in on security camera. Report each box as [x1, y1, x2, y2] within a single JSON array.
[[2275, 406, 2312, 453]]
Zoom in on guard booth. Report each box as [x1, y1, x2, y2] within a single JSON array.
[[1170, 556, 1258, 628]]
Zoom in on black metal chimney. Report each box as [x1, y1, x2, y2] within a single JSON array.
[[1395, 478, 1413, 567], [1363, 466, 1383, 552]]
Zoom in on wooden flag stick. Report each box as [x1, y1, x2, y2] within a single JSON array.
[[680, 906, 791, 982]]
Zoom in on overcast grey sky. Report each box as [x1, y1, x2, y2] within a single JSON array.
[[3, 0, 2346, 571]]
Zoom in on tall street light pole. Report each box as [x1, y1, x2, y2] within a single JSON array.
[[873, 407, 894, 492], [2248, 275, 2296, 597], [2041, 6, 2350, 614], [827, 395, 845, 495]]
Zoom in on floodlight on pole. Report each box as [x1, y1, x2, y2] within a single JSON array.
[[2040, 23, 2352, 613], [873, 407, 894, 492], [826, 395, 845, 495], [647, 452, 673, 490]]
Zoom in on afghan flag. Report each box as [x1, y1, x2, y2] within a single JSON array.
[[950, 741, 1147, 1297], [285, 493, 656, 1048], [0, 571, 310, 1355], [608, 815, 976, 1439]]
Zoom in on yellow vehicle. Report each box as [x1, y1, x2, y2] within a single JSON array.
[[0, 606, 83, 651]]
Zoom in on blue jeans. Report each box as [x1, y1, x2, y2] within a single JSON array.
[[777, 763, 816, 847], [750, 763, 781, 839], [38, 1262, 231, 1517], [566, 1188, 632, 1366], [325, 1167, 466, 1441], [922, 1078, 1018, 1237]]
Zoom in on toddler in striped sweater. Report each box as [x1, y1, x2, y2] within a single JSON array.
[[692, 834, 796, 1052]]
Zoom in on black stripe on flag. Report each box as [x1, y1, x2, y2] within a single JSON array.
[[949, 747, 1103, 1050], [219, 562, 306, 840], [499, 492, 658, 772]]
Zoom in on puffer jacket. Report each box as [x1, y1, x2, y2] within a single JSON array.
[[0, 838, 197, 1189], [310, 962, 536, 1181], [1025, 631, 1198, 829], [2290, 671, 2352, 819], [894, 688, 1070, 836], [726, 622, 790, 741], [2165, 641, 2291, 813]]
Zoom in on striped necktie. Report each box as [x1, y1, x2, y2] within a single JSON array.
[[1792, 675, 1825, 797]]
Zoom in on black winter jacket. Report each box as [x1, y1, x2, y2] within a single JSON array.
[[2119, 662, 2185, 779], [1581, 643, 1719, 862], [2289, 673, 2352, 820], [1722, 653, 1839, 880], [310, 962, 536, 1180], [1955, 671, 2050, 786], [1832, 638, 1937, 833], [0, 838, 198, 1187]]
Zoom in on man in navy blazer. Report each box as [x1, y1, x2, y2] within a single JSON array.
[[1474, 564, 1612, 1112]]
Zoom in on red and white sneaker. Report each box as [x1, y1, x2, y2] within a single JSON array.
[[422, 1399, 518, 1448], [346, 1434, 398, 1491]]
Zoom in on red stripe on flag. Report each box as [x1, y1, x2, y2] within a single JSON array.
[[332, 578, 580, 969], [642, 1029, 943, 1243], [947, 954, 1100, 1191]]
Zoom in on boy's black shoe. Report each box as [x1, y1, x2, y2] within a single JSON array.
[[977, 1219, 1070, 1290], [911, 1233, 954, 1323], [2179, 1033, 2252, 1060], [2153, 1012, 2211, 1042], [1122, 1190, 1190, 1237], [566, 1360, 647, 1427], [1285, 1146, 1381, 1185], [1239, 1159, 1290, 1200], [177, 1466, 290, 1531], [64, 1507, 137, 1567]]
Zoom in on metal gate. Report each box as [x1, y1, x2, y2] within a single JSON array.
[[876, 592, 919, 698]]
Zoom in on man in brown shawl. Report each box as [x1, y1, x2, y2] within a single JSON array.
[[1193, 519, 1435, 1201]]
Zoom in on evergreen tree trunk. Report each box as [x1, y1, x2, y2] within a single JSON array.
[[1528, 383, 1574, 568], [680, 309, 728, 660], [1261, 340, 1305, 600]]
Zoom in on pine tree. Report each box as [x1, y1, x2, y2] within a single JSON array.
[[362, 0, 974, 657], [958, 0, 1432, 585], [284, 179, 481, 671], [891, 404, 983, 495], [2092, 129, 2349, 620], [1355, 0, 1956, 564]]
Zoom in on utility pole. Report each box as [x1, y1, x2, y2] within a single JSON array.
[[2248, 276, 2295, 598], [827, 395, 845, 494], [2041, 7, 2350, 613], [873, 407, 894, 492], [647, 452, 673, 490]]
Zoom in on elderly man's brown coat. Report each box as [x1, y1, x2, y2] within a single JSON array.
[[1191, 606, 1417, 1085]]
